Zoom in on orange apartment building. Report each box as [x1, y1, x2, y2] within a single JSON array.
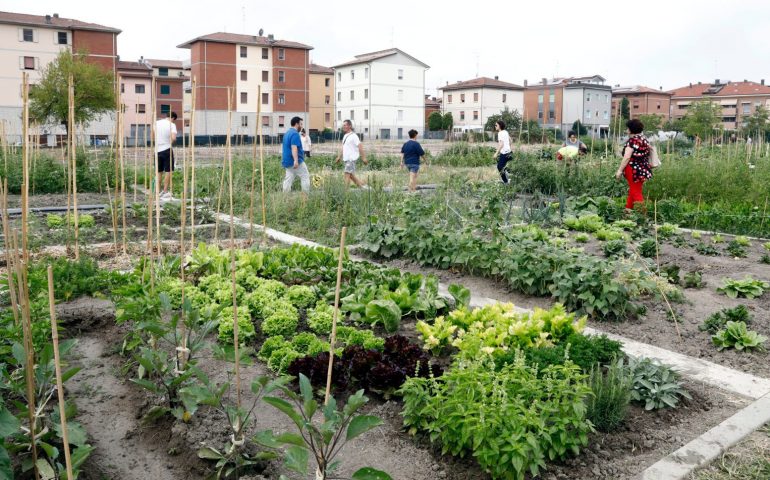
[[308, 63, 334, 133], [668, 79, 770, 131], [0, 10, 120, 144], [178, 32, 312, 140], [611, 86, 672, 121]]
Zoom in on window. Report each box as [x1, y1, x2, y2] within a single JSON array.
[[262, 93, 269, 104], [184, 119, 190, 127], [722, 116, 737, 122], [241, 92, 248, 104], [279, 116, 285, 127], [603, 111, 609, 120], [337, 110, 341, 120], [460, 93, 465, 103], [57, 32, 67, 45], [23, 56, 35, 70], [262, 71, 269, 82], [447, 94, 452, 103], [397, 89, 404, 101], [337, 72, 341, 82], [586, 110, 592, 119], [325, 78, 330, 87], [473, 111, 479, 120], [240, 70, 248, 81], [397, 69, 404, 80], [657, 102, 661, 110], [160, 104, 170, 115], [397, 110, 403, 121], [364, 88, 369, 99], [261, 48, 268, 59], [633, 102, 639, 109], [241, 116, 248, 127], [120, 83, 125, 93], [278, 94, 285, 105], [502, 93, 507, 103], [240, 46, 247, 58], [159, 84, 172, 95], [460, 111, 465, 120], [351, 70, 355, 80], [364, 68, 368, 79], [549, 111, 555, 120], [350, 110, 355, 120], [324, 95, 330, 105], [350, 90, 355, 100], [136, 84, 145, 94], [278, 48, 285, 60], [159, 67, 169, 77], [538, 111, 543, 119], [364, 109, 369, 120], [549, 92, 555, 102], [742, 103, 751, 114], [325, 112, 331, 122], [262, 115, 270, 126], [337, 92, 341, 101], [537, 94, 543, 103], [22, 28, 33, 42], [278, 71, 285, 83], [136, 104, 146, 113], [586, 93, 591, 102], [473, 92, 479, 102]]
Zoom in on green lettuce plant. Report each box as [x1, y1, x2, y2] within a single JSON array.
[[712, 321, 767, 352]]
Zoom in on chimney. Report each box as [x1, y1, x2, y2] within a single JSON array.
[[697, 81, 702, 85], [523, 79, 528, 87], [267, 34, 275, 42], [445, 81, 448, 86], [762, 79, 766, 86], [494, 75, 498, 80], [541, 77, 547, 85], [45, 14, 51, 24], [252, 35, 257, 42], [659, 86, 663, 90], [53, 13, 59, 18], [715, 79, 720, 85]]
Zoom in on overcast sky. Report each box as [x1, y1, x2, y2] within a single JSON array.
[[4, 0, 769, 95]]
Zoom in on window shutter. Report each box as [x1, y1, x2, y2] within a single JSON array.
[[19, 57, 24, 70]]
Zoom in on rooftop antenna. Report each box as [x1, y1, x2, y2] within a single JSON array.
[[474, 52, 479, 77], [390, 27, 394, 47], [259, 28, 264, 36], [242, 4, 246, 33]]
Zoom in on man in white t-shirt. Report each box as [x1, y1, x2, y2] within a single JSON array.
[[335, 119, 369, 188], [155, 112, 178, 200], [493, 120, 512, 184]]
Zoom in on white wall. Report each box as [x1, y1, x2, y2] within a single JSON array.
[[442, 87, 524, 128], [236, 44, 272, 114], [563, 86, 612, 131]]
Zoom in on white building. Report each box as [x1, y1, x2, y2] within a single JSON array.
[[333, 48, 428, 140], [561, 76, 612, 136], [439, 77, 524, 131]]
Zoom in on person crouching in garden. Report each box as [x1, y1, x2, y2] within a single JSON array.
[[400, 129, 425, 192], [615, 119, 653, 213]]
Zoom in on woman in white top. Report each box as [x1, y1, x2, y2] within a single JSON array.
[[300, 129, 312, 157], [493, 120, 512, 184]]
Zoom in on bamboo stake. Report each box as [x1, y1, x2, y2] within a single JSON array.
[[760, 195, 769, 233], [69, 75, 79, 260], [248, 86, 261, 244], [119, 101, 128, 254], [213, 149, 226, 244], [225, 86, 242, 411], [178, 100, 189, 370], [133, 115, 138, 203], [153, 77, 161, 255], [259, 105, 267, 246], [21, 73, 29, 263], [190, 77, 197, 247], [47, 266, 74, 480], [107, 177, 118, 254], [1, 179, 19, 327], [325, 226, 347, 405]]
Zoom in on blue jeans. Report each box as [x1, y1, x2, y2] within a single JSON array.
[[406, 164, 419, 173], [497, 153, 512, 183]]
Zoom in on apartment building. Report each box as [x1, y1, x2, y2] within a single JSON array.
[[424, 95, 441, 129], [524, 75, 612, 136], [117, 61, 152, 145], [611, 86, 672, 121], [439, 77, 524, 130], [144, 58, 187, 133], [308, 63, 334, 133], [668, 79, 770, 130], [333, 48, 429, 140], [178, 32, 312, 139], [0, 10, 120, 143]]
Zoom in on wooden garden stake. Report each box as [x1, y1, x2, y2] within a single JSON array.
[[21, 73, 29, 263], [259, 108, 267, 246], [248, 86, 261, 244], [190, 77, 197, 247], [106, 177, 118, 254], [653, 200, 660, 272], [325, 226, 347, 405], [69, 75, 79, 259], [47, 266, 74, 480], [152, 77, 162, 255], [760, 195, 769, 232], [118, 87, 128, 254], [1, 180, 19, 326], [133, 119, 139, 203]]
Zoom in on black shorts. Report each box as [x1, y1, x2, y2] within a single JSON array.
[[304, 151, 311, 158], [158, 148, 174, 172]]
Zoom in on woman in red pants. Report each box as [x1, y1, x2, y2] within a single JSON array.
[[615, 119, 653, 212]]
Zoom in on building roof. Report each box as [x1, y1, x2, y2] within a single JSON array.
[[333, 48, 429, 68], [669, 80, 770, 98], [612, 85, 672, 96], [0, 10, 120, 33], [144, 58, 184, 69], [177, 32, 312, 50], [527, 75, 606, 88], [309, 63, 333, 74], [117, 61, 151, 72], [439, 77, 524, 91], [425, 96, 441, 108]]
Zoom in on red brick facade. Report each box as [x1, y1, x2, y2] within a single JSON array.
[[272, 47, 308, 112], [72, 30, 117, 72], [191, 41, 236, 110]]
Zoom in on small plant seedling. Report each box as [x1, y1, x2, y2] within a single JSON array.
[[761, 254, 770, 265], [683, 271, 704, 289], [657, 223, 679, 239], [717, 277, 770, 299], [700, 305, 752, 334], [695, 242, 720, 256], [734, 236, 751, 247], [725, 240, 748, 258], [628, 357, 691, 410], [712, 321, 767, 352], [690, 231, 702, 240], [603, 239, 627, 258], [574, 232, 590, 243], [712, 234, 725, 244], [763, 241, 770, 252], [638, 238, 657, 258], [660, 264, 681, 285]]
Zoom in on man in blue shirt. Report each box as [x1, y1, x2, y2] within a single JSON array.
[[282, 116, 310, 193], [400, 129, 426, 192]]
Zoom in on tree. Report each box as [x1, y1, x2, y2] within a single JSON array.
[[742, 105, 770, 138], [29, 50, 115, 134], [620, 97, 630, 120], [681, 101, 721, 140], [441, 112, 454, 130], [428, 111, 444, 131], [571, 120, 588, 135], [484, 108, 522, 133], [637, 114, 664, 134]]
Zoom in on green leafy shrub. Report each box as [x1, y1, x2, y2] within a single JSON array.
[[628, 357, 691, 410], [695, 242, 720, 256], [267, 345, 303, 373], [761, 254, 770, 265], [712, 321, 767, 352], [700, 305, 752, 334], [682, 271, 704, 289], [564, 213, 604, 232], [258, 336, 288, 361], [717, 277, 769, 299], [286, 285, 316, 309], [46, 213, 64, 228], [725, 240, 748, 258], [660, 264, 681, 285], [574, 232, 590, 243], [595, 228, 625, 241], [400, 356, 593, 480], [638, 238, 657, 258], [586, 359, 632, 432], [603, 239, 628, 258], [261, 300, 299, 337], [307, 301, 335, 335], [612, 219, 637, 231], [245, 288, 279, 318], [734, 235, 751, 247], [217, 306, 255, 344], [523, 333, 623, 373], [336, 326, 384, 351], [657, 223, 679, 239]]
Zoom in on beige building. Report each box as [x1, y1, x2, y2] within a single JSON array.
[[439, 77, 524, 131], [0, 10, 120, 144], [308, 63, 334, 133], [669, 79, 770, 131]]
